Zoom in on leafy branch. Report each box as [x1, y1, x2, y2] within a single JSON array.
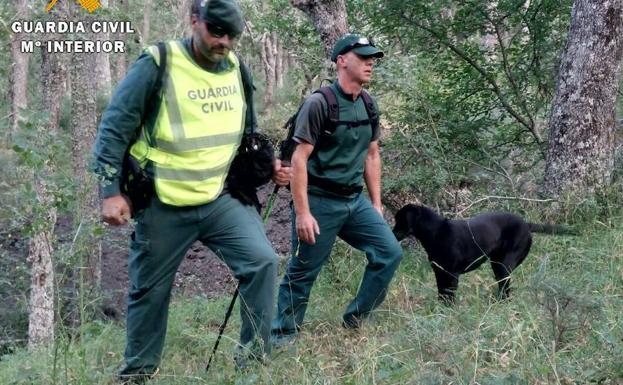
[[401, 12, 543, 147]]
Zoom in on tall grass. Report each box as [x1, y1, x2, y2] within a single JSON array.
[[1, 219, 622, 384]]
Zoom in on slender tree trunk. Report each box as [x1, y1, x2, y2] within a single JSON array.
[[110, 0, 128, 83], [481, 1, 499, 62], [112, 47, 128, 84], [300, 70, 317, 101], [174, 0, 192, 38], [261, 32, 276, 108], [143, 0, 152, 45], [543, 0, 623, 196], [41, 49, 68, 138], [274, 32, 284, 88], [71, 34, 102, 291], [94, 0, 112, 97], [27, 194, 56, 349], [287, 52, 295, 74], [8, 0, 31, 144], [27, 20, 69, 351]]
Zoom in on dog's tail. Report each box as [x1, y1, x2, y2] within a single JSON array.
[[528, 223, 577, 235]]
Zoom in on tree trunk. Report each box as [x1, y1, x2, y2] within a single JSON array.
[[94, 0, 112, 97], [174, 0, 192, 38], [290, 0, 349, 61], [543, 0, 623, 196], [112, 46, 128, 84], [274, 32, 284, 88], [110, 0, 128, 83], [143, 0, 152, 45], [27, 195, 56, 349], [300, 70, 317, 101], [481, 0, 499, 62], [261, 32, 276, 108], [71, 36, 102, 291], [41, 50, 68, 137], [27, 28, 69, 351], [8, 0, 31, 144]]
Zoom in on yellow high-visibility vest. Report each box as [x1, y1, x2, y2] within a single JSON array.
[[130, 41, 246, 206]]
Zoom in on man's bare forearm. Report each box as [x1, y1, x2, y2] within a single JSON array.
[[364, 142, 382, 207], [291, 144, 313, 215]]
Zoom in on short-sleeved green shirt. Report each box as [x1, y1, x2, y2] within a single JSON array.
[[293, 81, 380, 198]]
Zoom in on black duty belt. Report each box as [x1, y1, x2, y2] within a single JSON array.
[[308, 174, 363, 196]]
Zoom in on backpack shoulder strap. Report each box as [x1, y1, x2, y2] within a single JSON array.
[[154, 42, 167, 97], [360, 89, 379, 129], [147, 42, 166, 134], [314, 86, 339, 133], [314, 87, 378, 133], [279, 87, 336, 161], [237, 55, 257, 136], [140, 41, 166, 146]]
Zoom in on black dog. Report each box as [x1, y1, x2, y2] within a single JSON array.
[[393, 204, 573, 303]]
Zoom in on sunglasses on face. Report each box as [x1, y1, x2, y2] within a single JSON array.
[[205, 23, 240, 40], [337, 36, 376, 56]]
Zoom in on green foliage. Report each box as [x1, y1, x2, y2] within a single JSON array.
[[346, 0, 576, 210], [11, 114, 75, 222], [0, 97, 100, 349]]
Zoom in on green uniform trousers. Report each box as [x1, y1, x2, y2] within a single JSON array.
[[272, 192, 403, 335], [120, 192, 278, 376]]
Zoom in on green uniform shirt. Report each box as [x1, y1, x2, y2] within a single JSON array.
[[92, 38, 257, 198], [293, 81, 380, 198]]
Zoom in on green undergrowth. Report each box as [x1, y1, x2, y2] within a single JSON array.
[[1, 220, 623, 385]]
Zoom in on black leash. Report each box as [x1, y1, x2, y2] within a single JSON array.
[[205, 185, 282, 372]]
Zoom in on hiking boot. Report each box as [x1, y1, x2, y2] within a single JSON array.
[[233, 343, 267, 371], [342, 314, 364, 329], [270, 332, 297, 349], [117, 368, 159, 384], [233, 352, 249, 371]]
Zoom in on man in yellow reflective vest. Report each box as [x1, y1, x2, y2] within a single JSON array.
[[92, 0, 291, 381]]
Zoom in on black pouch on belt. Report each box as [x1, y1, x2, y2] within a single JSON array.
[[226, 132, 275, 212], [120, 153, 154, 216]]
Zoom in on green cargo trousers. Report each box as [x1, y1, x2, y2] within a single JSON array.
[[272, 193, 403, 335], [120, 193, 278, 376]]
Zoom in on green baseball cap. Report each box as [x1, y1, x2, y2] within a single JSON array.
[[199, 0, 244, 38], [331, 34, 384, 62]]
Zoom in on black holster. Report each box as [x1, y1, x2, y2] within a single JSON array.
[[121, 153, 154, 216]]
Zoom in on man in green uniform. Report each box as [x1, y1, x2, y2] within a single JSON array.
[[271, 34, 403, 341], [92, 0, 290, 382]]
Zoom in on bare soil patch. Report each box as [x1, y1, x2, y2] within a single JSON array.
[[100, 184, 293, 317]]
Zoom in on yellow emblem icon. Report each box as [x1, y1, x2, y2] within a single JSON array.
[[46, 0, 102, 13]]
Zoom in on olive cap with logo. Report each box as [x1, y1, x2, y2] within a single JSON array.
[[330, 34, 384, 62], [198, 0, 244, 37]]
